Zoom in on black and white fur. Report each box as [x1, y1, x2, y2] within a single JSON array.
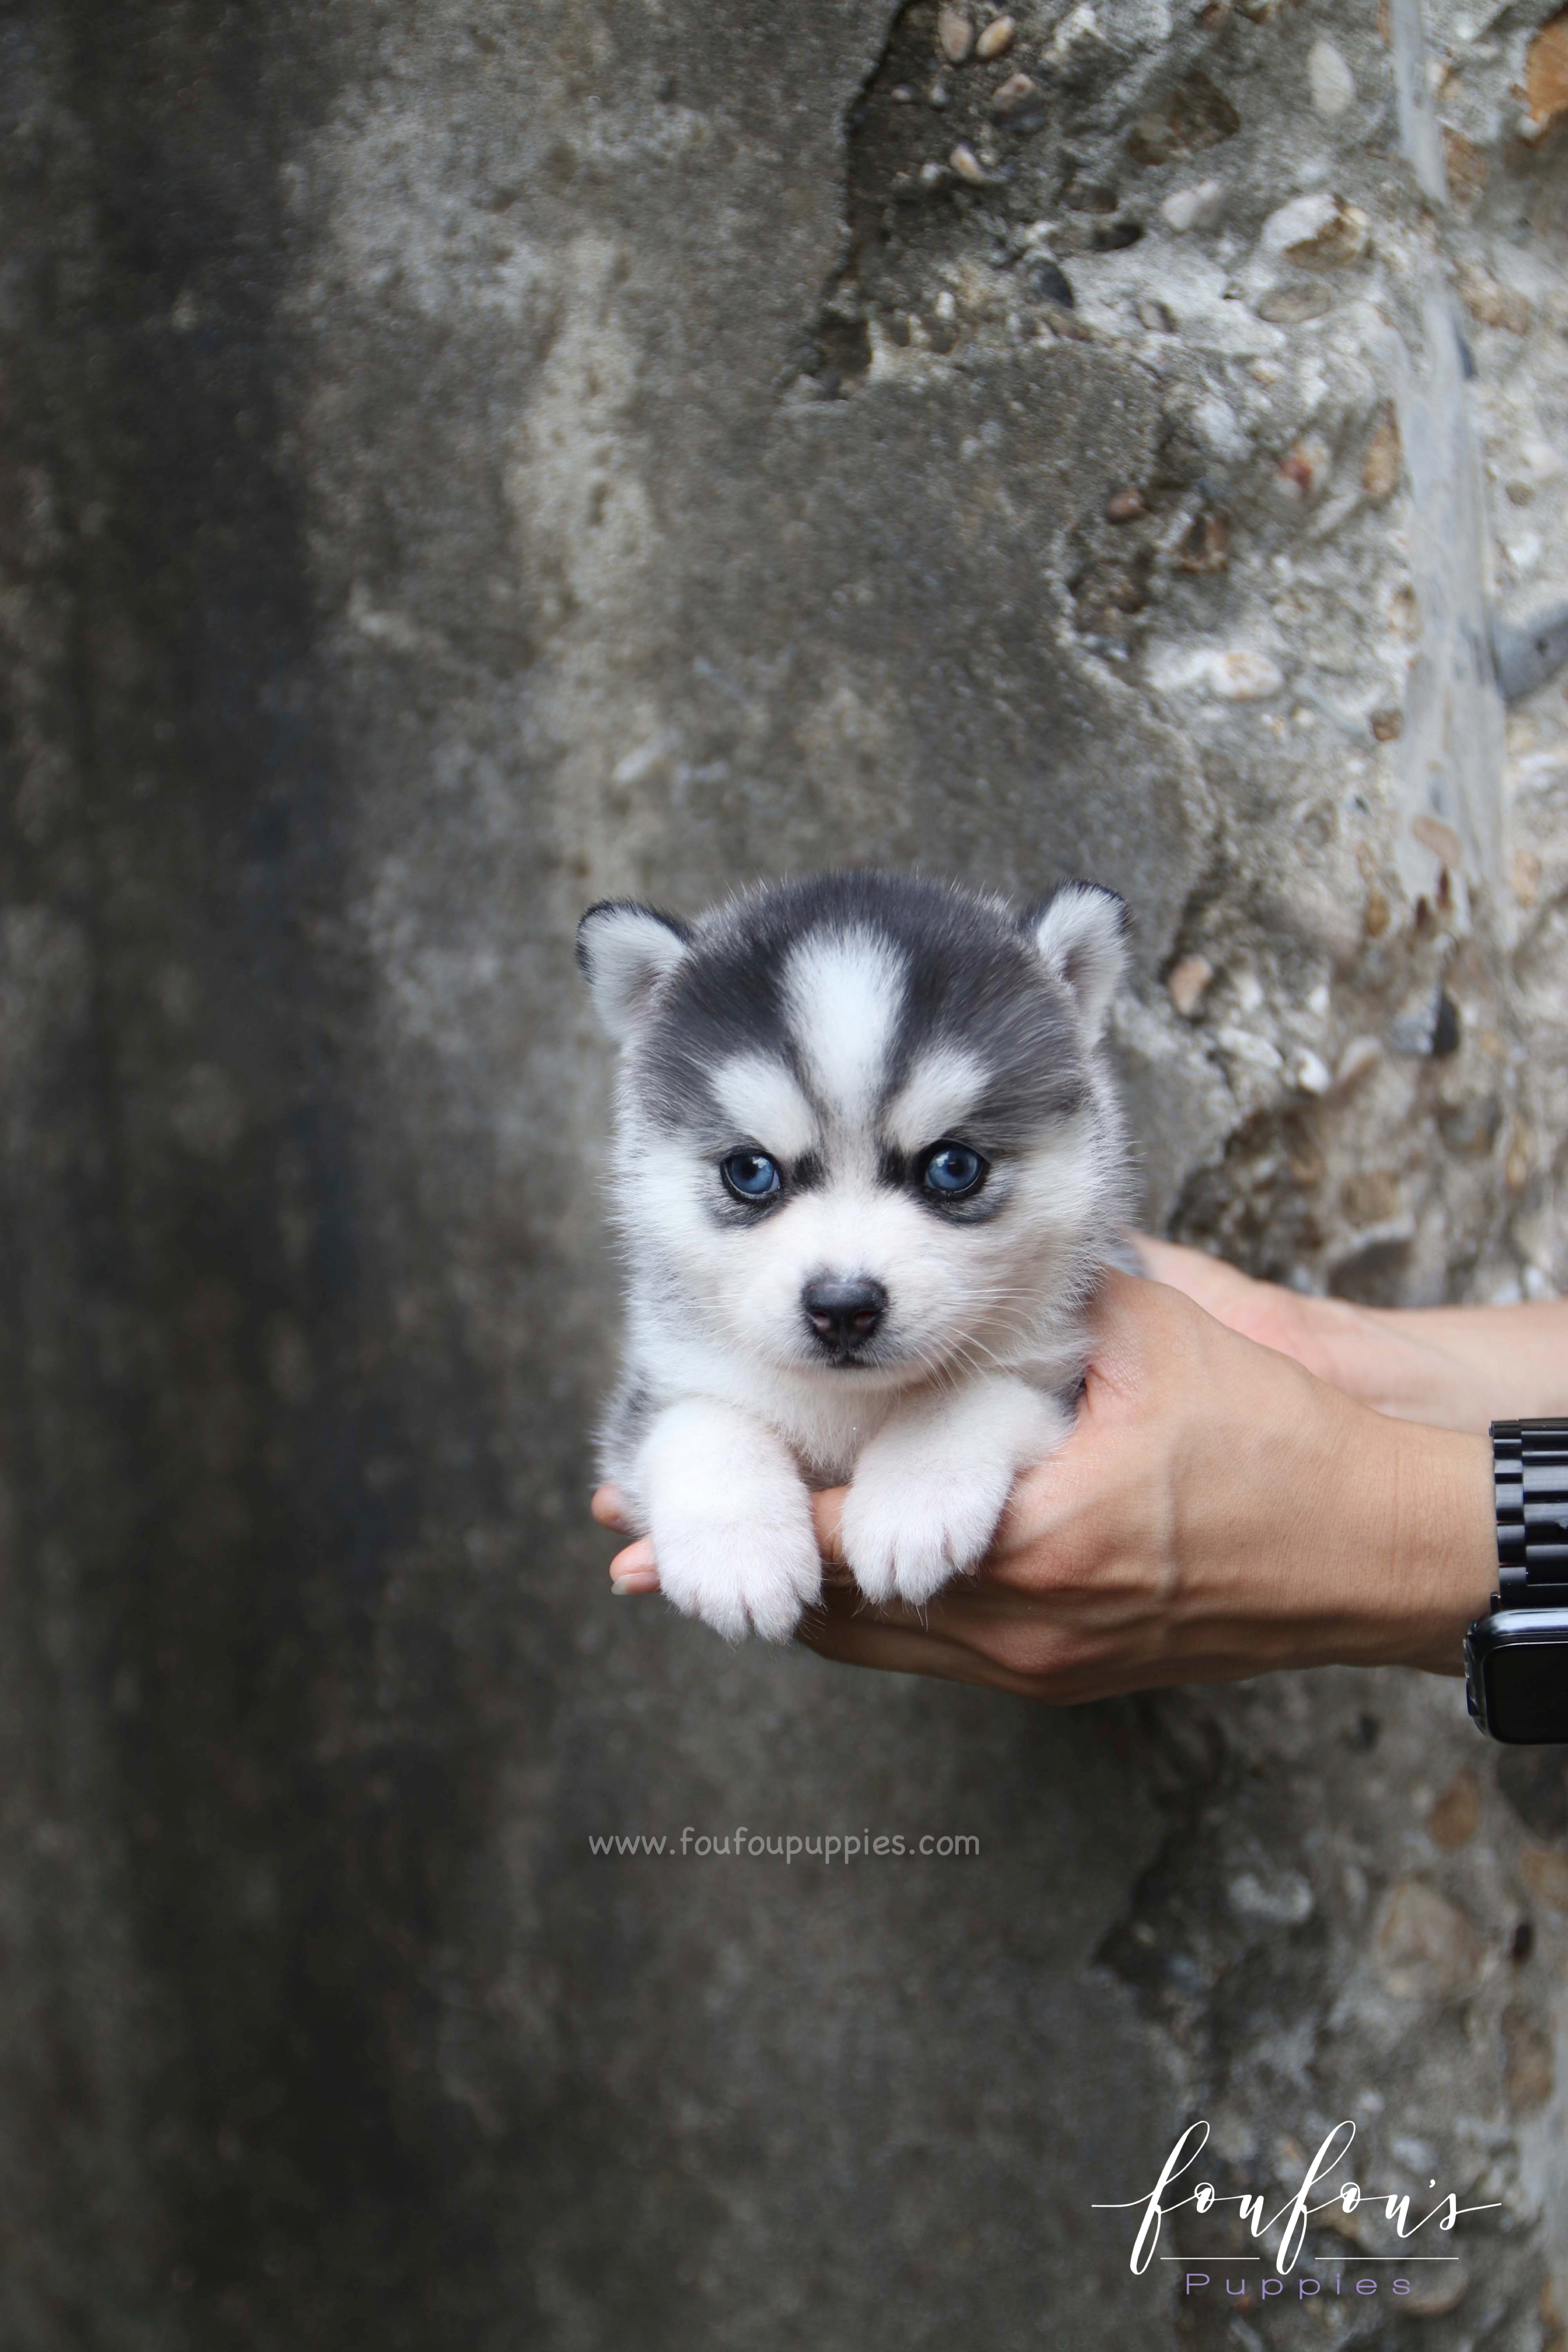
[[578, 872, 1133, 1642]]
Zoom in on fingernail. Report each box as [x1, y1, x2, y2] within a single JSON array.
[[611, 1574, 657, 1596]]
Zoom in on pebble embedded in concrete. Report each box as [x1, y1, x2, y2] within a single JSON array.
[[1361, 412, 1402, 503], [949, 142, 985, 184], [1193, 392, 1248, 463], [1228, 1867, 1314, 1924], [1335, 1036, 1382, 1089], [1373, 1880, 1481, 2000], [975, 14, 1015, 60], [1026, 256, 1074, 307], [1527, 13, 1568, 129], [1411, 813, 1463, 872], [1307, 37, 1355, 116], [1208, 649, 1285, 700], [1062, 179, 1118, 214], [1457, 265, 1530, 335], [937, 4, 973, 65], [1049, 3, 1103, 67], [1160, 178, 1223, 232], [1167, 953, 1214, 1018], [1173, 511, 1230, 572], [1255, 283, 1333, 325], [1389, 1000, 1438, 1056], [1275, 442, 1319, 501], [989, 71, 1038, 116], [1260, 191, 1370, 269]]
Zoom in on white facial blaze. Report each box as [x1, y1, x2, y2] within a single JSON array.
[[884, 1042, 989, 1154], [783, 929, 906, 1127], [709, 1052, 818, 1160]]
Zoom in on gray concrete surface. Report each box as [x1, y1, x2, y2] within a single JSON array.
[[0, 0, 1566, 2345]]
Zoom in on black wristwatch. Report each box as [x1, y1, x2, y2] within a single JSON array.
[[1465, 1420, 1568, 1743]]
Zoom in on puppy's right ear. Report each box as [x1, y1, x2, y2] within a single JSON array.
[[576, 900, 691, 1042]]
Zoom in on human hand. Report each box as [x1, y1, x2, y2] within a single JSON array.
[[1137, 1236, 1568, 1434], [594, 1273, 1496, 1702]]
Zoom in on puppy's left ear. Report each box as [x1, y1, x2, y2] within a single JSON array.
[[1027, 882, 1128, 1046], [577, 900, 692, 1042]]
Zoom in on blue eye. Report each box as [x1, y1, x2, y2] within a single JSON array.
[[721, 1150, 782, 1202], [922, 1143, 987, 1199]]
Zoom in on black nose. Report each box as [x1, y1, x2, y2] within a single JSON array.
[[802, 1276, 887, 1352]]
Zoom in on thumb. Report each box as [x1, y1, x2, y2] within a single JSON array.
[[809, 1486, 854, 1579]]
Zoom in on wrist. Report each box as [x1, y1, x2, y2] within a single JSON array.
[[1169, 1366, 1491, 1682], [1374, 1415, 1495, 1675]]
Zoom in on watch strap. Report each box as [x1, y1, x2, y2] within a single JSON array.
[[1493, 1418, 1568, 1609]]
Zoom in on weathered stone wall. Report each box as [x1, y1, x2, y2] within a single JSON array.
[[0, 1, 1566, 2346]]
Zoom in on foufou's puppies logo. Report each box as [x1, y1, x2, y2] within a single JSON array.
[[1094, 2119, 1501, 2282]]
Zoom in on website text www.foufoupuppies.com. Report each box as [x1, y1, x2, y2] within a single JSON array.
[[586, 1828, 981, 1864]]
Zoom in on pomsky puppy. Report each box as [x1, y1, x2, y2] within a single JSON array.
[[577, 871, 1133, 1642]]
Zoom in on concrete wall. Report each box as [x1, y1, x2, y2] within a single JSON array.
[[1, 0, 1566, 2345]]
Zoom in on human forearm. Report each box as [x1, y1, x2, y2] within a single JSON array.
[[1368, 1300, 1568, 1425], [1140, 1238, 1566, 1434]]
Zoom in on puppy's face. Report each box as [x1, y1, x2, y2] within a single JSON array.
[[579, 875, 1127, 1387]]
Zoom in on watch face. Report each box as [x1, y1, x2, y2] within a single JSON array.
[[1468, 1612, 1568, 1744]]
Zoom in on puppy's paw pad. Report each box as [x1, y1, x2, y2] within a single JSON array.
[[653, 1517, 821, 1644]]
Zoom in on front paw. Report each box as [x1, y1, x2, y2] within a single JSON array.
[[840, 1388, 1069, 1608], [653, 1506, 822, 1644], [840, 1452, 1010, 1608]]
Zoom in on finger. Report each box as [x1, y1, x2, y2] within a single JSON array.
[[806, 1579, 957, 1630], [799, 1600, 1108, 1700], [609, 1537, 659, 1595], [1134, 1236, 1258, 1312], [804, 1575, 1270, 1698], [1079, 1263, 1170, 1394], [591, 1485, 634, 1533], [808, 1572, 1096, 1682], [1129, 1247, 1353, 1389], [987, 1452, 1075, 1564], [797, 1606, 1045, 1695], [809, 1487, 855, 1581]]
